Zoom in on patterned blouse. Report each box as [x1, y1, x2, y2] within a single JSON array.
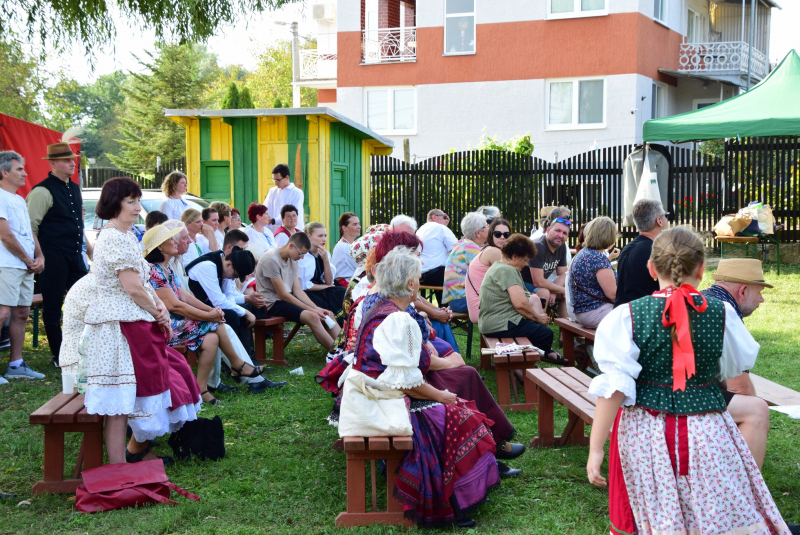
[[442, 238, 481, 304], [569, 248, 616, 313]]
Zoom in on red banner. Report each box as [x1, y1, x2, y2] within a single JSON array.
[[0, 113, 82, 198]]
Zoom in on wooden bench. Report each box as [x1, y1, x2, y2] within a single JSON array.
[[419, 284, 442, 305], [336, 436, 414, 528], [480, 335, 541, 411], [528, 367, 597, 448], [253, 317, 301, 366], [750, 373, 800, 406], [29, 392, 104, 494], [449, 312, 475, 360], [555, 318, 596, 368], [716, 235, 759, 262], [30, 293, 43, 348]]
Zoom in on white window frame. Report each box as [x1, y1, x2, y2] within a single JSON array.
[[693, 97, 719, 110], [654, 0, 668, 24], [364, 86, 417, 135], [651, 82, 666, 119], [686, 7, 702, 43], [545, 77, 606, 131], [547, 0, 608, 20], [443, 1, 476, 56]]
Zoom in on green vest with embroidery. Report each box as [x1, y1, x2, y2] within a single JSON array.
[[630, 294, 726, 415]]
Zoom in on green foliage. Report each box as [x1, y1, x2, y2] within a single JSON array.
[[248, 40, 317, 108], [239, 87, 255, 109], [476, 128, 535, 156], [699, 139, 724, 160], [0, 36, 45, 123], [221, 82, 240, 109], [272, 97, 284, 108], [203, 65, 249, 108], [110, 43, 216, 170], [1, 0, 299, 60]]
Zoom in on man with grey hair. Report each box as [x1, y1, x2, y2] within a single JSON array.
[[389, 214, 417, 234], [442, 212, 489, 313], [416, 209, 458, 304], [0, 151, 45, 381], [614, 198, 669, 307]]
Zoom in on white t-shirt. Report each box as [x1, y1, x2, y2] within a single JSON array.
[[264, 183, 304, 233], [0, 188, 35, 269], [416, 221, 458, 273], [331, 238, 358, 280], [244, 224, 277, 259], [298, 250, 337, 291], [158, 197, 189, 220], [182, 240, 203, 265]]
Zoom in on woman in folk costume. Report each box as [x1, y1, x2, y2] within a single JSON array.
[[339, 248, 499, 528], [586, 226, 789, 535]]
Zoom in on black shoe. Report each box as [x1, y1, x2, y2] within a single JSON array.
[[51, 355, 60, 368], [220, 361, 231, 376], [454, 518, 476, 528], [497, 461, 522, 478], [496, 441, 525, 460], [125, 446, 173, 467], [208, 382, 239, 394], [248, 380, 287, 393], [787, 522, 800, 535]]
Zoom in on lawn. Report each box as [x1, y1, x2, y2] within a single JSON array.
[[1, 264, 798, 534]]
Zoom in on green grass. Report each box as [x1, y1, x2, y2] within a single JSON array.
[[1, 263, 799, 534]]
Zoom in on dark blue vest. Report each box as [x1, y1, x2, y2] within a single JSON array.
[[33, 173, 84, 256]]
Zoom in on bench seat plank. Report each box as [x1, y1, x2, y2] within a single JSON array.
[[751, 373, 800, 406], [53, 395, 88, 424], [530, 369, 596, 424], [30, 393, 78, 425]]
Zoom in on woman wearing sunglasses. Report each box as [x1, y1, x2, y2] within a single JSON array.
[[466, 219, 547, 325]]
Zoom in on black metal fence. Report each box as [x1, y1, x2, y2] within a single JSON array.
[[84, 158, 187, 190], [370, 138, 800, 246]]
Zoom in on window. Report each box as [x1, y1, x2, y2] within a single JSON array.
[[693, 98, 719, 110], [444, 0, 475, 55], [546, 78, 605, 129], [548, 0, 607, 19], [651, 83, 666, 119], [686, 8, 702, 43], [366, 87, 416, 134], [654, 0, 667, 23]]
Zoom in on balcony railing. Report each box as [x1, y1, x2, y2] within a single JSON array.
[[362, 27, 417, 64], [678, 41, 769, 81], [298, 49, 337, 81]]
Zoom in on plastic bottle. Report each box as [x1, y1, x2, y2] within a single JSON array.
[[77, 325, 90, 394]]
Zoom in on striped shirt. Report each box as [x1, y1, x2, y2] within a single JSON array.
[[442, 238, 481, 304]]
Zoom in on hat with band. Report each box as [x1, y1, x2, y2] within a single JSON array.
[[142, 224, 183, 257], [711, 259, 773, 288], [43, 142, 79, 160]]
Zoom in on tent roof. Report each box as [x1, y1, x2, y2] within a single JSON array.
[[642, 49, 800, 142]]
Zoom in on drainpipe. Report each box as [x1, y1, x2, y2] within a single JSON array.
[[291, 22, 301, 107], [746, 0, 756, 90]]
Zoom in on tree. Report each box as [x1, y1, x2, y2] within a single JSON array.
[[272, 97, 284, 108], [248, 40, 317, 108], [203, 65, 250, 108], [1, 0, 299, 59], [0, 36, 45, 123], [239, 87, 255, 109], [110, 43, 217, 170], [221, 82, 240, 109]]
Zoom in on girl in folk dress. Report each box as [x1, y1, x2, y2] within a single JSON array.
[[586, 226, 789, 535]]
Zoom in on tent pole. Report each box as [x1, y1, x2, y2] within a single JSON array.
[[693, 141, 698, 222], [746, 0, 756, 90]]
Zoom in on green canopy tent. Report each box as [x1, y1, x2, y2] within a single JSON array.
[[643, 49, 800, 142]]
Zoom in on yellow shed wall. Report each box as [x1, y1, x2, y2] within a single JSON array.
[[257, 116, 289, 205]]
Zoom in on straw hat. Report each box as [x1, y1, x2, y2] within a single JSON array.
[[142, 224, 183, 257], [43, 127, 82, 160], [712, 259, 773, 288], [538, 206, 557, 225]]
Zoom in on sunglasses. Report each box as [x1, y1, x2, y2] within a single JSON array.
[[436, 214, 450, 221], [493, 231, 511, 239], [553, 218, 572, 227]]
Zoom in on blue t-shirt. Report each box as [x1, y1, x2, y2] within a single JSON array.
[[570, 248, 616, 313]]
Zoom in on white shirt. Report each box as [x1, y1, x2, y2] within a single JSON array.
[[0, 188, 35, 269], [416, 222, 458, 273], [244, 224, 277, 259], [158, 196, 189, 220], [183, 240, 203, 265], [331, 238, 358, 280], [187, 259, 247, 316], [274, 230, 294, 247], [587, 301, 759, 407], [264, 183, 304, 233], [298, 250, 337, 291]]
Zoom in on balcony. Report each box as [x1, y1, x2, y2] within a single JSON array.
[[361, 27, 417, 64], [678, 41, 769, 82], [297, 49, 337, 88]]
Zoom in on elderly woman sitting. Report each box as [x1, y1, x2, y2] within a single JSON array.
[[339, 248, 499, 528], [479, 233, 563, 364], [441, 212, 489, 313], [568, 216, 618, 329]]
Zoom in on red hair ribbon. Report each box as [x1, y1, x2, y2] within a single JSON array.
[[660, 285, 707, 392]]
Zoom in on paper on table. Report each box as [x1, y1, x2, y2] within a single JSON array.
[[768, 405, 800, 419]]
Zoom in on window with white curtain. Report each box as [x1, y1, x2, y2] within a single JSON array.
[[444, 0, 475, 55], [547, 78, 605, 129], [366, 87, 416, 134], [548, 0, 607, 18]]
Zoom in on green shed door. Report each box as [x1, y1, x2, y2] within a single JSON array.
[[328, 122, 363, 234], [330, 163, 349, 233], [201, 161, 231, 203]]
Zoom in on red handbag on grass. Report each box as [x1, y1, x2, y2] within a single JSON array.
[[75, 460, 199, 513]]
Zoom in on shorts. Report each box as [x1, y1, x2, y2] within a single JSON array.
[[267, 299, 305, 324], [0, 267, 34, 307]]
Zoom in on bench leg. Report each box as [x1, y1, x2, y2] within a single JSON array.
[[385, 457, 403, 513], [254, 326, 267, 364], [555, 412, 586, 447], [479, 336, 492, 371], [531, 387, 555, 448], [523, 368, 538, 406], [495, 366, 512, 408], [83, 427, 104, 470], [561, 329, 576, 367]]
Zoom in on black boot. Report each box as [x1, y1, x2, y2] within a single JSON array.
[[44, 324, 63, 367]]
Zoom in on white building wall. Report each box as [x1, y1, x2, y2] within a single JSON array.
[[338, 74, 643, 162], [337, 0, 361, 32]]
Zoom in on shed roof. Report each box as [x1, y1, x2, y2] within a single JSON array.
[[163, 107, 394, 149]]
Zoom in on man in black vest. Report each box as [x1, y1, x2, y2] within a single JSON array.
[[26, 141, 87, 367]]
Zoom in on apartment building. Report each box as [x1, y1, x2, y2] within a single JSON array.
[[298, 0, 777, 160]]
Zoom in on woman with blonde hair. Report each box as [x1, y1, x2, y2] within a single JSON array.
[[568, 216, 618, 329], [158, 170, 189, 220], [587, 226, 789, 535], [298, 222, 346, 326]]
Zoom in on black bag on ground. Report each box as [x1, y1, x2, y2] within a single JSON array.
[[168, 416, 226, 461]]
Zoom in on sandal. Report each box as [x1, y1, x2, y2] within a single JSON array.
[[200, 390, 219, 405], [125, 445, 173, 466], [231, 362, 265, 379], [540, 350, 567, 366]]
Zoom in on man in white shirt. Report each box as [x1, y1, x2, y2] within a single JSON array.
[[0, 151, 45, 381], [195, 207, 220, 253], [264, 163, 304, 233], [416, 209, 458, 304]]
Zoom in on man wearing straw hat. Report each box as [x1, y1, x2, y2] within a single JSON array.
[[702, 258, 772, 469], [26, 138, 87, 367]]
